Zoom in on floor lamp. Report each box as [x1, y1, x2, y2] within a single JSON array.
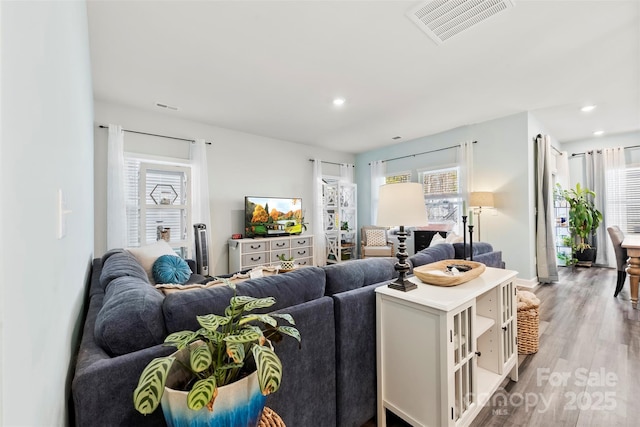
[[470, 191, 495, 242], [377, 183, 428, 292]]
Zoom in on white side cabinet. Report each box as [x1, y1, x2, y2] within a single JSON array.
[[228, 235, 314, 273], [376, 267, 518, 427]]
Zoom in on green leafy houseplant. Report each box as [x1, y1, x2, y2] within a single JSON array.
[[133, 280, 301, 416], [558, 183, 603, 252], [277, 253, 294, 262]]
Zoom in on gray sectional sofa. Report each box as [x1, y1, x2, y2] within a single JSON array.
[[71, 241, 503, 427]]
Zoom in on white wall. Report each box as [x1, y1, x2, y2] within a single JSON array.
[[94, 101, 354, 274], [0, 1, 94, 426], [355, 112, 539, 281]]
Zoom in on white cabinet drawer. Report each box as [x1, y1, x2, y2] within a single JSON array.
[[242, 241, 269, 253], [291, 236, 312, 248], [242, 253, 268, 267], [295, 257, 313, 267], [270, 239, 290, 250], [291, 247, 312, 259]]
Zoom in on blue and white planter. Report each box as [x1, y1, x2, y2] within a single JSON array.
[[161, 371, 267, 427]]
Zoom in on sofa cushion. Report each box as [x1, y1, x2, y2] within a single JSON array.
[[94, 276, 166, 356], [408, 243, 455, 270], [99, 250, 149, 289], [152, 254, 192, 284], [127, 240, 177, 283], [323, 258, 397, 295], [453, 242, 494, 259], [163, 266, 326, 333]]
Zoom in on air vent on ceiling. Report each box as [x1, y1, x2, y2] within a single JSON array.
[[407, 0, 515, 45]]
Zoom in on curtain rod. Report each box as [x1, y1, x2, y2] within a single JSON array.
[[98, 125, 212, 145], [308, 159, 354, 166], [571, 144, 640, 157], [368, 140, 477, 165], [535, 134, 562, 155]]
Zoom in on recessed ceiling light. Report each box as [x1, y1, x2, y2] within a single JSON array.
[[581, 104, 597, 112], [332, 97, 345, 106], [593, 130, 605, 136]]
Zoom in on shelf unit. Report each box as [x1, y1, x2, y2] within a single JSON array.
[[228, 235, 314, 273], [554, 197, 571, 266], [376, 268, 518, 427], [323, 180, 357, 264]]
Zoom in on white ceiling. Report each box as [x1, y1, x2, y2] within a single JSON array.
[[87, 0, 640, 153]]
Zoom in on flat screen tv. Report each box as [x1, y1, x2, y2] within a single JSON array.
[[244, 196, 303, 238]]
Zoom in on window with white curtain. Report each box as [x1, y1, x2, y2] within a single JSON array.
[[418, 166, 462, 225], [124, 154, 192, 256], [385, 171, 412, 184], [620, 166, 640, 233]]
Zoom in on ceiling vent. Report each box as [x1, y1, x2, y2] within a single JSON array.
[[407, 0, 515, 45]]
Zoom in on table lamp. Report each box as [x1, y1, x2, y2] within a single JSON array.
[[377, 183, 428, 291], [469, 191, 495, 241]]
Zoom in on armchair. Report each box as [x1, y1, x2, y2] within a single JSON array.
[[360, 226, 394, 259]]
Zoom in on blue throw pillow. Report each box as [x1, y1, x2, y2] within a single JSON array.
[[152, 254, 192, 284]]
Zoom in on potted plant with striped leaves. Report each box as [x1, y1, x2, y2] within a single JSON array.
[[133, 279, 300, 427]]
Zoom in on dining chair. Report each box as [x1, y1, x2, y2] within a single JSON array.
[[607, 225, 628, 297]]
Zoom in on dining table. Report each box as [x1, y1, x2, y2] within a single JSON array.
[[622, 234, 640, 308]]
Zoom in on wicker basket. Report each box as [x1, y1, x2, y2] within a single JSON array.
[[259, 407, 286, 427], [517, 291, 540, 355]]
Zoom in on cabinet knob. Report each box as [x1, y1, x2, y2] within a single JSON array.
[[502, 326, 508, 331], [475, 351, 482, 357]]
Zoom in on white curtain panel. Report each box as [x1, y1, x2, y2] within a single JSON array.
[[107, 124, 127, 249], [312, 159, 326, 266], [457, 140, 474, 201], [339, 163, 354, 183], [370, 160, 386, 224], [585, 151, 608, 266], [603, 147, 627, 267], [535, 135, 559, 283], [190, 139, 212, 258], [457, 141, 474, 235]]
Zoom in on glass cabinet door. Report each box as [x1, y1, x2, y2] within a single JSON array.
[[500, 280, 516, 369], [451, 303, 476, 423]]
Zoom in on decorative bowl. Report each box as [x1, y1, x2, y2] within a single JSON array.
[[412, 259, 486, 287]]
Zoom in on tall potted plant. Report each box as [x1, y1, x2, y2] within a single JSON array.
[[133, 279, 300, 427], [558, 183, 603, 264]]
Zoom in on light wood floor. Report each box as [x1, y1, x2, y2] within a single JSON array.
[[365, 266, 640, 426]]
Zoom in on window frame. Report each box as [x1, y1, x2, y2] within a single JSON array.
[[124, 152, 192, 256]]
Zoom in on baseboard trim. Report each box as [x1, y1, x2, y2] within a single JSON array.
[[516, 277, 539, 289]]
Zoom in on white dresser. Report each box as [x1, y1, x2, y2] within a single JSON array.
[[228, 235, 314, 273], [376, 267, 519, 427]]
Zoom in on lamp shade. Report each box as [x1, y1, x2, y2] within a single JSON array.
[[469, 191, 495, 208], [376, 183, 428, 227]]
